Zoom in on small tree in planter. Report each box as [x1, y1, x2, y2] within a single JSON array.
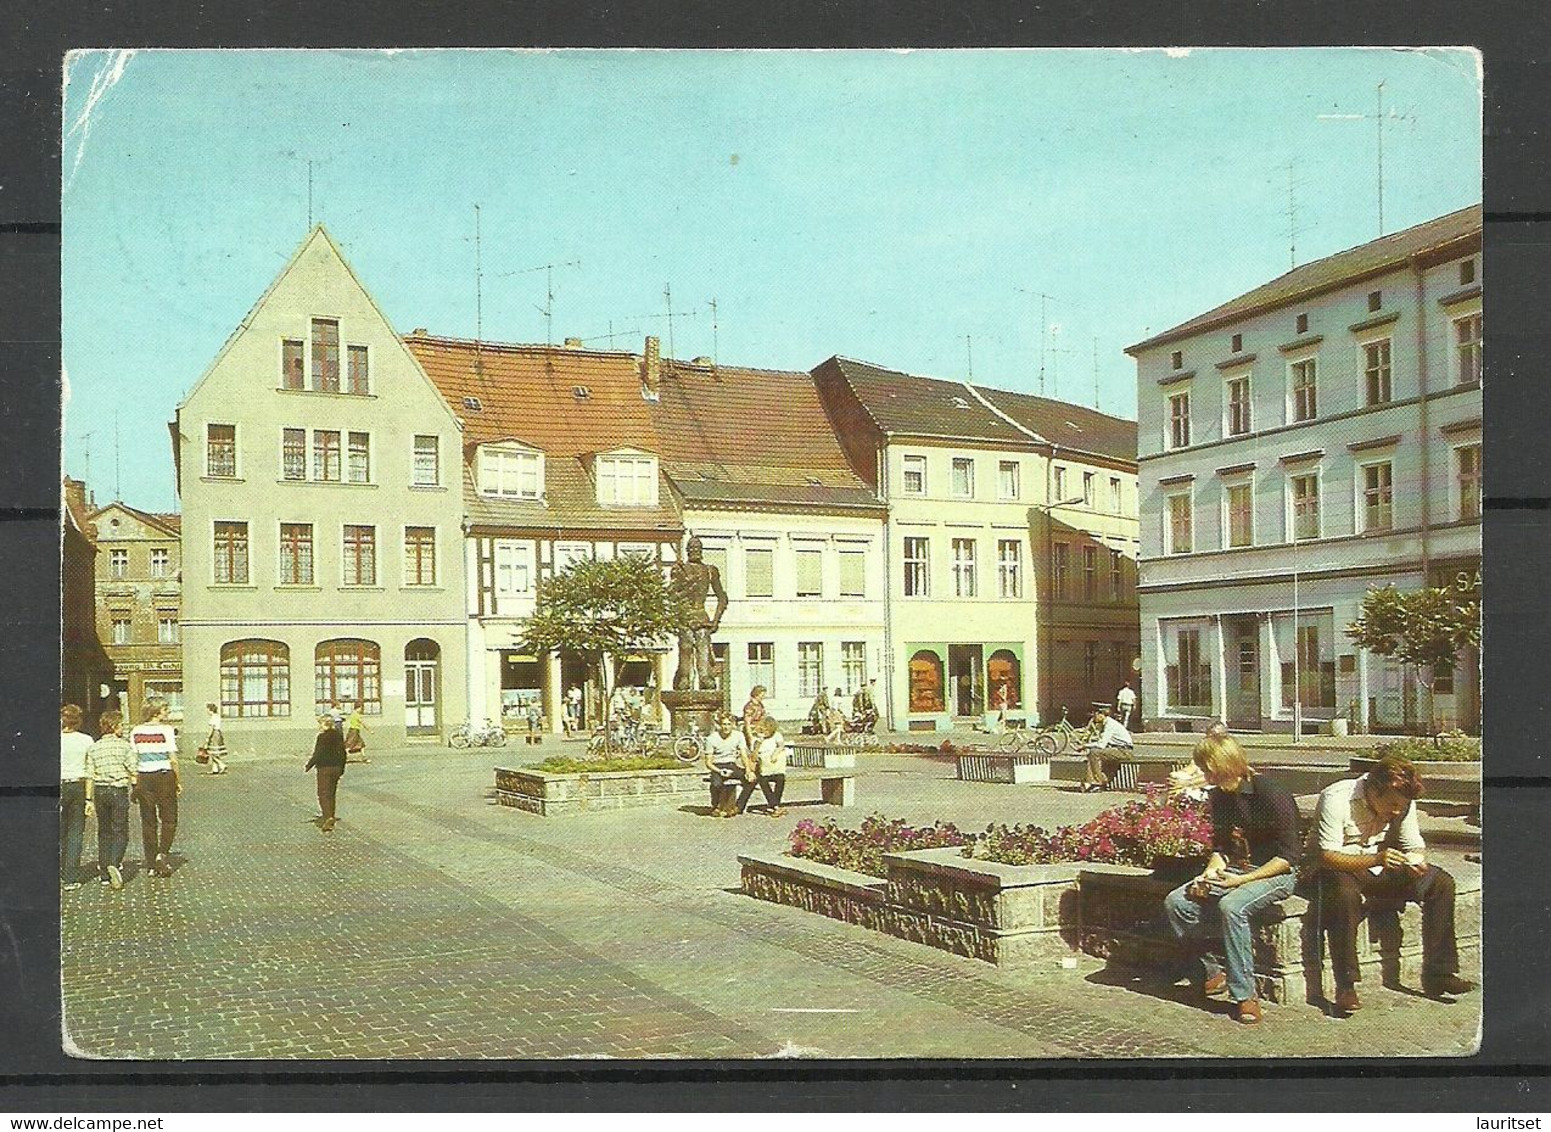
[[519, 554, 696, 755], [1346, 572, 1480, 737]]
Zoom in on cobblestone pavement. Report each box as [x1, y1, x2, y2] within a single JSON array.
[[60, 745, 1480, 1060]]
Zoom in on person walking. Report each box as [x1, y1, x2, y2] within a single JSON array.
[[129, 700, 180, 878], [1115, 680, 1138, 730], [85, 709, 136, 889], [304, 715, 347, 832], [202, 702, 228, 775], [60, 704, 96, 891], [806, 688, 831, 737], [736, 716, 788, 816], [1162, 735, 1301, 1026], [344, 703, 370, 764], [740, 685, 768, 753], [564, 684, 582, 736]]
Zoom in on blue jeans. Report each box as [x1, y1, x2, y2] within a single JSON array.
[[60, 779, 87, 884], [94, 785, 131, 873], [1164, 869, 1299, 1003]]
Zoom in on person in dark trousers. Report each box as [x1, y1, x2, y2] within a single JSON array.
[[1162, 734, 1301, 1026], [60, 704, 96, 891], [85, 709, 137, 889], [305, 715, 347, 832], [129, 700, 180, 878], [736, 717, 788, 816], [1311, 754, 1476, 1014]]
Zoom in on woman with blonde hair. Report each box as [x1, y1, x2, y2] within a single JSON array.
[[1161, 733, 1301, 1027]]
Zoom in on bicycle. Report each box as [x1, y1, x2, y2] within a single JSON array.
[[996, 706, 1097, 756], [449, 718, 508, 749], [671, 720, 709, 764]]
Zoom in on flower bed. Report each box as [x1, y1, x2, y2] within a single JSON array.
[[528, 754, 685, 774], [1370, 733, 1481, 763], [965, 792, 1213, 868], [789, 815, 969, 878]]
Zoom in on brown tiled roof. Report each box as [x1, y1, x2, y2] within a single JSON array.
[[815, 356, 1038, 445], [405, 334, 659, 457], [1126, 205, 1482, 354], [976, 387, 1137, 465], [653, 360, 882, 511]]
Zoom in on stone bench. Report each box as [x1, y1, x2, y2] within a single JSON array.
[[1077, 859, 1482, 1004], [493, 763, 855, 816], [956, 751, 1052, 784], [1049, 753, 1191, 792], [782, 768, 857, 807]]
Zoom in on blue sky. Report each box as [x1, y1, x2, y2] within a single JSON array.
[[62, 48, 1481, 511]]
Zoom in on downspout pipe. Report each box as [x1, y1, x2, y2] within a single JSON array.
[[1413, 254, 1432, 577]]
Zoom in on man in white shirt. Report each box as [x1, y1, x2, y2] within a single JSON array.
[[702, 713, 749, 818], [129, 700, 181, 878], [1115, 680, 1137, 729], [60, 704, 96, 890], [1079, 704, 1134, 793], [1311, 755, 1475, 1014]]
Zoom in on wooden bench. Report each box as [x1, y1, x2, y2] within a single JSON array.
[[740, 767, 855, 807]]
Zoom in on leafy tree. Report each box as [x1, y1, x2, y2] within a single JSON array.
[[519, 554, 696, 752], [1346, 572, 1480, 735]]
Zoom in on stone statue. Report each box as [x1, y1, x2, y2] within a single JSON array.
[[670, 536, 728, 692]]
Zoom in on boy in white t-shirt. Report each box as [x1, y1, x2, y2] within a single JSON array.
[[703, 713, 749, 818], [129, 701, 180, 878]]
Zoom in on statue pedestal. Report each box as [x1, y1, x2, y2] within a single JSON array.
[[660, 690, 723, 738]]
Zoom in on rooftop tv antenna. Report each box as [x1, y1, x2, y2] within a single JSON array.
[[1015, 288, 1059, 397], [1318, 80, 1414, 237], [664, 283, 676, 363], [1092, 338, 1101, 410], [707, 297, 719, 370], [964, 335, 974, 383], [500, 258, 582, 354], [307, 160, 314, 229]]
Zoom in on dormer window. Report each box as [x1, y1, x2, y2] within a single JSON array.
[[479, 443, 543, 500], [597, 450, 658, 507], [463, 396, 483, 412]]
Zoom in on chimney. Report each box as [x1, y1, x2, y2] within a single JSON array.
[[641, 335, 661, 402], [563, 337, 583, 349], [62, 477, 88, 521]]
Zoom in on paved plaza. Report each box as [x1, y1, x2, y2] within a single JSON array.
[[60, 740, 1480, 1060]]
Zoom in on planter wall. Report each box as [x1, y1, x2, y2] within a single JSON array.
[[494, 765, 708, 817], [956, 752, 1050, 784]]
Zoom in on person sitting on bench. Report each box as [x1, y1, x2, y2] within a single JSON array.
[[1079, 704, 1134, 792], [1311, 754, 1476, 1015]]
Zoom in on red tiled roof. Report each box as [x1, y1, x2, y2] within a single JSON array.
[[405, 334, 659, 458], [1126, 205, 1482, 354], [653, 360, 881, 510], [462, 461, 681, 535]]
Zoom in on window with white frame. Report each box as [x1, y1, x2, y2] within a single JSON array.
[[347, 431, 371, 484], [748, 642, 775, 695], [346, 344, 369, 395], [1290, 358, 1317, 422], [157, 614, 179, 644], [109, 548, 128, 578], [1225, 481, 1254, 549], [797, 642, 824, 699], [282, 428, 307, 481], [213, 522, 249, 585], [480, 446, 542, 499], [1361, 461, 1394, 532], [1109, 477, 1122, 513], [1053, 543, 1069, 598], [699, 543, 729, 587], [1363, 339, 1393, 406], [997, 539, 1022, 598], [1053, 466, 1067, 500], [1109, 548, 1124, 599], [998, 460, 1020, 500], [1082, 545, 1099, 601], [404, 527, 437, 586], [1457, 444, 1482, 520], [206, 424, 237, 478], [1082, 471, 1095, 507], [1167, 391, 1191, 449], [1225, 375, 1252, 436], [838, 548, 866, 597], [150, 547, 169, 578], [597, 453, 657, 506], [1166, 493, 1193, 555], [313, 430, 342, 483], [342, 524, 377, 586], [111, 615, 131, 645], [951, 538, 977, 598], [555, 542, 592, 573], [951, 457, 975, 499], [279, 522, 314, 586], [1164, 623, 1212, 712], [412, 436, 440, 486], [281, 338, 305, 390], [902, 454, 927, 495], [744, 546, 774, 598], [311, 318, 341, 393], [795, 546, 823, 597], [903, 536, 929, 597], [1454, 313, 1483, 385], [1289, 472, 1320, 540], [841, 641, 867, 692], [494, 540, 533, 597]]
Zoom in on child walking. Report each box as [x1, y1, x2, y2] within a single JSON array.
[[203, 702, 228, 775]]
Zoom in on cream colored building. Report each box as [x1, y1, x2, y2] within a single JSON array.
[[173, 227, 468, 754], [813, 357, 1139, 731]]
